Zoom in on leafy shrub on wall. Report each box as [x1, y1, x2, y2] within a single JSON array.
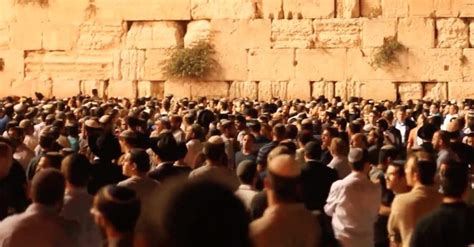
[[371, 37, 405, 68], [163, 41, 217, 79]]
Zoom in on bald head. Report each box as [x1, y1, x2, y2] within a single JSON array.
[[268, 154, 300, 178]]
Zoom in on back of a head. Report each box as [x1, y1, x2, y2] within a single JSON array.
[[236, 160, 257, 185], [162, 180, 250, 247], [330, 137, 349, 157], [204, 136, 225, 162], [440, 161, 469, 198], [129, 148, 151, 173], [94, 185, 141, 233], [304, 141, 322, 160], [31, 169, 66, 206], [378, 145, 398, 165], [272, 123, 286, 140], [409, 152, 437, 185], [61, 154, 91, 188], [348, 148, 369, 172], [267, 154, 301, 203]]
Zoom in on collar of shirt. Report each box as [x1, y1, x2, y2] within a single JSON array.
[[238, 184, 254, 191]]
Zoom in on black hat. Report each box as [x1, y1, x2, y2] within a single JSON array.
[[417, 123, 437, 141], [150, 131, 179, 162]]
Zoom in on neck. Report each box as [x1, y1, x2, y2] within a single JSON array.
[[208, 160, 221, 167], [133, 172, 147, 179], [105, 227, 129, 243], [393, 183, 410, 195], [443, 197, 464, 204]]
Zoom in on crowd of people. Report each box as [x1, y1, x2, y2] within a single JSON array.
[[0, 90, 473, 247]]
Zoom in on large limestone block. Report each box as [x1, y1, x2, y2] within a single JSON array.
[[77, 22, 125, 50], [449, 81, 474, 100], [164, 79, 191, 99], [361, 0, 382, 17], [436, 18, 469, 48], [95, 0, 191, 21], [271, 20, 313, 49], [398, 18, 435, 48], [408, 49, 463, 81], [81, 80, 107, 97], [397, 82, 423, 101], [258, 81, 288, 101], [48, 0, 89, 24], [408, 0, 453, 17], [461, 49, 474, 81], [313, 19, 362, 48], [52, 80, 81, 98], [0, 1, 14, 22], [42, 24, 79, 51], [261, 0, 283, 19], [452, 0, 474, 17], [0, 23, 10, 49], [13, 3, 49, 23], [287, 80, 311, 100], [0, 50, 24, 84], [336, 0, 360, 18], [295, 49, 347, 81], [382, 0, 408, 17], [191, 0, 257, 19], [423, 82, 448, 100], [346, 48, 411, 81], [211, 19, 271, 49], [210, 48, 248, 81], [312, 81, 335, 99], [248, 49, 294, 81], [362, 19, 397, 47], [190, 81, 229, 99], [137, 81, 165, 98], [1, 80, 34, 97], [283, 0, 335, 19], [229, 81, 258, 99], [114, 50, 145, 81], [10, 21, 43, 50], [127, 21, 184, 49], [107, 80, 137, 99], [184, 21, 211, 48], [33, 78, 54, 99], [358, 81, 397, 100], [25, 50, 114, 81], [143, 49, 168, 81]]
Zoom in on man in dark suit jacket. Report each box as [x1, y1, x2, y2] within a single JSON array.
[[301, 141, 338, 211], [148, 131, 185, 183]]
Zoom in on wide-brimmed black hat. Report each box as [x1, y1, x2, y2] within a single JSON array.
[[149, 131, 179, 162]]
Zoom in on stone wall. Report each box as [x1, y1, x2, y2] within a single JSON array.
[[1, 0, 474, 100]]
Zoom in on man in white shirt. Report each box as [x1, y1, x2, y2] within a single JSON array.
[[235, 160, 258, 209], [442, 104, 458, 131], [324, 148, 381, 247], [20, 119, 38, 151], [184, 124, 204, 169]]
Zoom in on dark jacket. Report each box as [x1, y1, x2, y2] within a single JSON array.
[[301, 160, 338, 211]]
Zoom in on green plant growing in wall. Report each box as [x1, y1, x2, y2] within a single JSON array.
[[15, 0, 48, 7], [372, 37, 405, 68], [163, 41, 217, 79]]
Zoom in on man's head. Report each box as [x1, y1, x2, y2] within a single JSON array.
[[304, 141, 322, 161], [378, 145, 398, 166], [322, 127, 338, 148], [203, 136, 226, 163], [432, 130, 450, 151], [350, 133, 368, 149], [348, 148, 370, 173], [404, 152, 437, 187], [439, 161, 469, 198], [265, 154, 301, 203], [91, 185, 140, 234], [385, 162, 407, 193], [236, 160, 257, 186], [121, 148, 150, 177], [272, 123, 286, 142], [31, 169, 66, 211], [241, 133, 255, 151], [61, 154, 91, 188], [396, 107, 407, 122], [185, 124, 203, 142]]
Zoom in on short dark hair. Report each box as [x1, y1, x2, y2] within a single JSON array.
[[272, 124, 286, 140], [304, 141, 322, 160], [204, 141, 225, 162], [388, 162, 405, 178], [351, 149, 369, 171], [285, 125, 298, 140], [129, 148, 151, 173], [408, 154, 437, 185], [378, 145, 398, 165], [267, 171, 300, 203], [297, 130, 314, 146], [324, 126, 339, 138], [440, 161, 469, 197], [31, 169, 65, 206], [94, 185, 140, 233], [61, 154, 91, 187], [236, 160, 257, 185]]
